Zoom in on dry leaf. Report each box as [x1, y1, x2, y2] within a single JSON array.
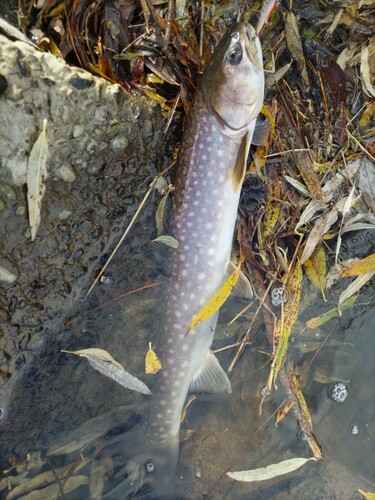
[[285, 12, 309, 85], [360, 40, 375, 98], [145, 342, 162, 374], [303, 244, 326, 298], [263, 179, 281, 238], [358, 157, 375, 211], [227, 457, 316, 482], [338, 271, 375, 305], [340, 253, 375, 277], [300, 210, 338, 264], [295, 152, 325, 201], [188, 259, 242, 332], [27, 119, 49, 241], [62, 348, 151, 395]]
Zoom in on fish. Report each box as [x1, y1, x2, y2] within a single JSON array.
[[103, 22, 265, 498]]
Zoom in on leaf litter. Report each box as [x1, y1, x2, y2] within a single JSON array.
[[6, 0, 375, 497]]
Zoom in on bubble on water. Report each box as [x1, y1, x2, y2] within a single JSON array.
[[351, 424, 359, 436], [330, 382, 348, 403], [271, 287, 288, 307], [145, 460, 155, 473]]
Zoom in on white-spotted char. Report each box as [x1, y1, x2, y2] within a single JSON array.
[[104, 22, 264, 498]]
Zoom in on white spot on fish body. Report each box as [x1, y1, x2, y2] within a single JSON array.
[[184, 245, 190, 251], [181, 269, 187, 277], [190, 292, 195, 300], [182, 360, 189, 368], [206, 222, 213, 230], [167, 338, 173, 344], [187, 222, 193, 228], [160, 400, 167, 406], [157, 413, 162, 418], [182, 344, 189, 351], [180, 254, 185, 262], [198, 273, 205, 280], [208, 248, 215, 256]]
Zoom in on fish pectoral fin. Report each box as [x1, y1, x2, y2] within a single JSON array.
[[252, 116, 270, 146], [231, 131, 251, 191], [227, 261, 253, 300], [189, 351, 232, 394]]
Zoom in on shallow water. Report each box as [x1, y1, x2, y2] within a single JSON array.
[[1, 227, 374, 499]]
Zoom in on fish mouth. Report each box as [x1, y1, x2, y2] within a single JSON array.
[[229, 23, 262, 72]]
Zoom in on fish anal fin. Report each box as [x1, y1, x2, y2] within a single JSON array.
[[190, 351, 232, 394], [231, 132, 250, 191]]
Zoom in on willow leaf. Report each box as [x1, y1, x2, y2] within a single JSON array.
[[27, 119, 49, 241], [188, 260, 242, 332], [62, 348, 151, 395], [227, 457, 316, 482]]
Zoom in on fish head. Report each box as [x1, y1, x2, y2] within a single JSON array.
[[201, 22, 264, 131]]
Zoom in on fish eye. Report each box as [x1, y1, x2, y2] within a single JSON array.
[[228, 46, 242, 65], [145, 460, 155, 473], [231, 32, 240, 41]]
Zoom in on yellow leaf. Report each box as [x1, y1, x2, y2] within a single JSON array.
[[145, 342, 162, 374], [276, 401, 295, 425], [303, 244, 326, 299], [268, 261, 302, 388], [340, 253, 375, 277], [188, 259, 243, 332], [263, 179, 281, 238], [358, 489, 375, 500]]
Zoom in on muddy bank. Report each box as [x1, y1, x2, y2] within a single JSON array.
[[0, 29, 178, 444]]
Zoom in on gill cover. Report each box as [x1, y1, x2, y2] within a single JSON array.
[[200, 22, 264, 131]]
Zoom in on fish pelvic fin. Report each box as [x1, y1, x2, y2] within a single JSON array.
[[228, 260, 253, 300], [231, 131, 250, 191], [190, 351, 232, 394]]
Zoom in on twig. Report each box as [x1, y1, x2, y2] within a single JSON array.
[[85, 165, 173, 298]]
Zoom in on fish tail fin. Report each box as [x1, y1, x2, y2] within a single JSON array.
[[101, 424, 179, 499]]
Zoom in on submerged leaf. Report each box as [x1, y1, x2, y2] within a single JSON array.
[[188, 259, 243, 332], [358, 489, 375, 500], [145, 342, 162, 374], [276, 401, 295, 425], [305, 295, 357, 328], [269, 262, 303, 387], [153, 235, 179, 248], [227, 457, 316, 482], [27, 119, 49, 241], [62, 348, 151, 395], [289, 369, 312, 428]]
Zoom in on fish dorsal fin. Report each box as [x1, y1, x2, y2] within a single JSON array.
[[227, 261, 253, 300], [189, 351, 232, 394], [231, 131, 251, 191], [252, 116, 270, 146]]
